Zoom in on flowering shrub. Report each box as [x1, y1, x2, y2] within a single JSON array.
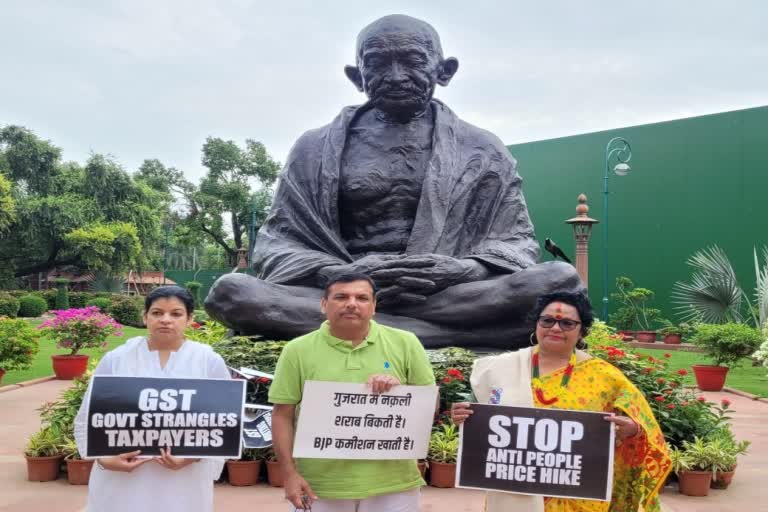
[[38, 306, 122, 356], [586, 320, 727, 448], [0, 317, 41, 371], [185, 320, 228, 345]]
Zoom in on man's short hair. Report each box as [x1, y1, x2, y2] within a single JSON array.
[[324, 272, 377, 298]]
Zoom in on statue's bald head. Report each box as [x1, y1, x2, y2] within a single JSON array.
[[355, 14, 444, 63]]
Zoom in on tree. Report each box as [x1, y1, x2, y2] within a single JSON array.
[[0, 174, 15, 233], [0, 126, 169, 279], [183, 137, 279, 264]]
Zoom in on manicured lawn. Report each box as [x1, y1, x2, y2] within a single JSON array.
[[1, 319, 146, 386], [637, 348, 768, 397]]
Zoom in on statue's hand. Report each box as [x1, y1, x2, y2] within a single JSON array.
[[371, 255, 488, 295], [317, 255, 409, 287]]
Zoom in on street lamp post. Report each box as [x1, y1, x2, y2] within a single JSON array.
[[602, 137, 632, 321]]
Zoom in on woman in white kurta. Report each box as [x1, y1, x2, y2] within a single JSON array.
[[74, 286, 231, 512]]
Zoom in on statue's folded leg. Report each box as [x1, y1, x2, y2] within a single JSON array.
[[205, 273, 327, 339]]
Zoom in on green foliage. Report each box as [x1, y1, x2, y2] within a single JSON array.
[[18, 295, 48, 317], [0, 173, 15, 233], [240, 447, 270, 461], [185, 320, 228, 345], [24, 426, 64, 457], [0, 317, 40, 371], [54, 279, 69, 310], [86, 272, 124, 293], [608, 276, 664, 331], [64, 222, 141, 274], [428, 423, 459, 463], [212, 337, 287, 404], [86, 297, 112, 311], [587, 329, 731, 448], [185, 281, 202, 303], [0, 127, 168, 278], [672, 245, 768, 328], [658, 321, 697, 338], [0, 292, 20, 317], [689, 323, 763, 367], [38, 368, 92, 440], [183, 137, 280, 264], [107, 295, 144, 327]]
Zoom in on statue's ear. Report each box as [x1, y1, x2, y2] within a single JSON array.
[[344, 65, 364, 92], [437, 57, 459, 87]]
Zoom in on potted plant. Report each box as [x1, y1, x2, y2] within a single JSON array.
[[24, 426, 65, 482], [0, 317, 40, 385], [689, 323, 763, 391], [670, 437, 715, 497], [608, 277, 664, 342], [706, 428, 750, 489], [658, 322, 695, 345], [226, 448, 264, 486], [38, 306, 122, 379], [61, 437, 94, 485], [263, 447, 283, 487], [427, 423, 458, 488]]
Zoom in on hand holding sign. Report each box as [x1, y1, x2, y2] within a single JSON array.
[[98, 450, 152, 473], [451, 402, 474, 424], [155, 446, 200, 471], [366, 373, 400, 394], [603, 413, 639, 441]]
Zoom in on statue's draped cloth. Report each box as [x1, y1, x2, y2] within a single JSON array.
[[254, 100, 541, 285]]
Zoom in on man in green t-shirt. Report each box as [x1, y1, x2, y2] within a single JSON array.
[[269, 272, 436, 512]]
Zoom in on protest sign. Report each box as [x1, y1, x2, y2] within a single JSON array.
[[242, 404, 273, 449], [293, 381, 438, 459], [457, 404, 614, 501], [84, 376, 246, 458]]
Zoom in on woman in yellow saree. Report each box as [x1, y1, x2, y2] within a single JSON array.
[[451, 292, 670, 512]]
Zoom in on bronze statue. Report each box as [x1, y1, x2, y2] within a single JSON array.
[[205, 14, 582, 349]]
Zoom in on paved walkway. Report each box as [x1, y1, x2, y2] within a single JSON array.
[[1, 380, 766, 511]]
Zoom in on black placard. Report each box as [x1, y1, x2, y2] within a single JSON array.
[[457, 404, 614, 501], [242, 407, 273, 449], [85, 376, 246, 458]]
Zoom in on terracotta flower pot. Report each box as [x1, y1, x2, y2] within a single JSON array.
[[418, 460, 427, 479], [266, 459, 284, 487], [712, 465, 736, 489], [663, 334, 682, 345], [692, 364, 729, 392], [618, 331, 635, 341], [428, 460, 456, 488], [635, 331, 658, 343], [51, 354, 89, 380], [678, 470, 712, 496], [26, 454, 63, 482], [66, 458, 94, 485], [226, 459, 262, 486]]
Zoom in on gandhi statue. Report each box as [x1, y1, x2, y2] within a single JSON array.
[[205, 14, 582, 349]]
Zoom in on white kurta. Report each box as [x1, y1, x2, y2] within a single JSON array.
[[74, 337, 231, 512]]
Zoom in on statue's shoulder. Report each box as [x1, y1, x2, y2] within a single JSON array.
[[288, 105, 363, 157], [435, 101, 517, 167]]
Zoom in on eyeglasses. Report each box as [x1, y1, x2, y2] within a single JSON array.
[[537, 316, 581, 332]]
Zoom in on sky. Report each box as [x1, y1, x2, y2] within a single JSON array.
[[2, 1, 767, 182]]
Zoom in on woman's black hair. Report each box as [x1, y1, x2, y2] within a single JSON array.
[[144, 286, 195, 316], [528, 291, 595, 347]]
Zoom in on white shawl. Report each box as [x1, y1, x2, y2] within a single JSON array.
[[469, 347, 545, 512]]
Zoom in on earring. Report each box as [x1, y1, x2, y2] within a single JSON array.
[[529, 332, 537, 346]]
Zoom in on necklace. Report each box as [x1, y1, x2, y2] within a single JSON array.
[[531, 346, 576, 405]]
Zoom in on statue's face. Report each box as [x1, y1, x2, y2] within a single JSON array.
[[358, 32, 442, 118]]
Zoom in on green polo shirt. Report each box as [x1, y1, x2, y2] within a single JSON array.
[[268, 320, 436, 499]]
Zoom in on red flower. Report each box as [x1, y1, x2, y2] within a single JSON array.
[[643, 368, 653, 374], [654, 396, 665, 402], [697, 396, 707, 402], [442, 376, 452, 384], [656, 378, 666, 384], [681, 401, 689, 406], [721, 398, 731, 407], [447, 368, 464, 380], [677, 369, 688, 376], [191, 322, 202, 329], [666, 404, 676, 409], [258, 377, 270, 384], [664, 353, 671, 358], [647, 356, 655, 363]]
